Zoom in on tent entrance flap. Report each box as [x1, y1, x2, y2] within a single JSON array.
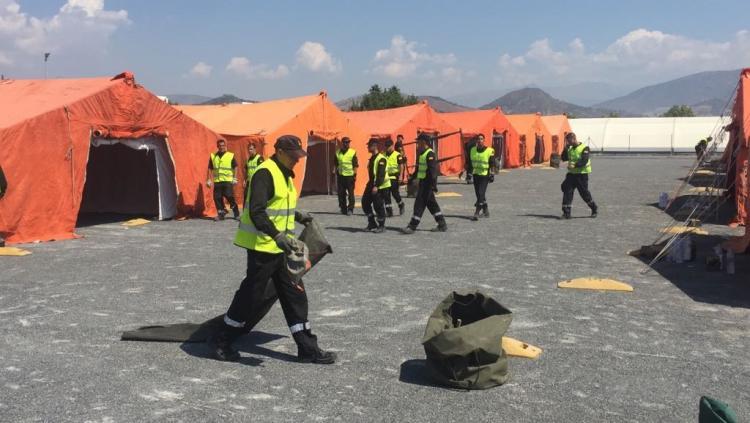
[[301, 136, 336, 196], [493, 133, 505, 169], [533, 135, 545, 164], [79, 137, 177, 220]]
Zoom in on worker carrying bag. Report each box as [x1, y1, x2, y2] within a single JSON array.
[[421, 291, 512, 389]]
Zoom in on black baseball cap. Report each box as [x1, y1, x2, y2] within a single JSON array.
[[367, 138, 380, 147], [275, 135, 307, 158], [341, 137, 351, 144], [417, 133, 432, 143], [384, 139, 394, 147]]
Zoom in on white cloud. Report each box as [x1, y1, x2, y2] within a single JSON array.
[[226, 56, 290, 80], [371, 35, 458, 78], [187, 61, 212, 78], [496, 28, 750, 88], [295, 41, 341, 73], [0, 0, 129, 69]]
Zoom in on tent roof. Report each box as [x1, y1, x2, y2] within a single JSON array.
[[345, 102, 432, 136], [0, 77, 119, 129], [440, 109, 509, 135], [541, 115, 571, 136], [176, 93, 323, 137], [506, 114, 544, 133]]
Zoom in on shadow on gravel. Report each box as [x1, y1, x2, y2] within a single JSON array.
[[648, 197, 735, 225], [443, 214, 476, 221], [180, 331, 287, 366], [399, 359, 442, 388], [517, 213, 589, 220]]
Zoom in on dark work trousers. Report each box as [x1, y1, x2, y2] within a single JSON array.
[[213, 181, 238, 215], [561, 173, 596, 213], [408, 180, 445, 229], [383, 176, 403, 212], [337, 175, 355, 213], [226, 250, 309, 332], [473, 175, 490, 207], [362, 183, 387, 228]]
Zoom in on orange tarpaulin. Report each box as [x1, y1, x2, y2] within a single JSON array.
[[345, 102, 463, 176], [177, 92, 370, 198], [541, 115, 572, 155], [0, 72, 219, 245], [722, 68, 750, 253], [507, 113, 553, 167], [440, 108, 521, 169]]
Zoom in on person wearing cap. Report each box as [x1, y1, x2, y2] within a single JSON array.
[[560, 132, 598, 219], [396, 135, 409, 184], [469, 134, 496, 221], [210, 135, 336, 364], [403, 134, 448, 234], [383, 139, 406, 216], [0, 163, 6, 246], [243, 142, 264, 204], [362, 139, 390, 233], [207, 139, 239, 221], [334, 137, 358, 215]]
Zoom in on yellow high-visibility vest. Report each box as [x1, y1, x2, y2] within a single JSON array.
[[210, 152, 235, 183], [336, 149, 356, 176], [372, 153, 392, 189], [470, 146, 495, 176], [417, 148, 433, 180]]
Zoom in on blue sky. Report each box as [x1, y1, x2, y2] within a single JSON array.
[[2, 1, 749, 104]]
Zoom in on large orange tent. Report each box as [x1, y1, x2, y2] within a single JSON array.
[[345, 101, 463, 176], [440, 108, 521, 169], [506, 113, 553, 167], [541, 115, 572, 155], [0, 72, 219, 245], [177, 92, 369, 198], [722, 68, 750, 253]]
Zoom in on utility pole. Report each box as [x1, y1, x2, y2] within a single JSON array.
[[44, 53, 50, 79]]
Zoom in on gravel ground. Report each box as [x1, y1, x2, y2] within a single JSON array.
[[1, 156, 748, 422]]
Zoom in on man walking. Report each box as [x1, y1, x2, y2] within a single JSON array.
[[207, 139, 239, 221], [395, 136, 409, 185], [243, 142, 264, 204], [403, 134, 448, 234], [362, 139, 390, 233], [334, 137, 358, 216], [469, 134, 496, 221], [383, 139, 406, 216], [0, 163, 6, 247], [210, 135, 336, 364], [560, 132, 598, 219]]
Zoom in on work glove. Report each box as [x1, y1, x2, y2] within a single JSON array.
[[489, 174, 495, 183], [273, 232, 298, 254], [295, 210, 314, 225], [206, 179, 213, 187], [232, 178, 238, 185]]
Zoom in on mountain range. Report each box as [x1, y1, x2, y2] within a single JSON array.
[[479, 88, 616, 117]]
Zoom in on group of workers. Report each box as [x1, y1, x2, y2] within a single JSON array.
[[204, 131, 597, 365]]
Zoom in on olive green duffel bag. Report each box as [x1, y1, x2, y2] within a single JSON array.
[[421, 291, 512, 389]]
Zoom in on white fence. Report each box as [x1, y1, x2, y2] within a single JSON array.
[[569, 117, 730, 153]]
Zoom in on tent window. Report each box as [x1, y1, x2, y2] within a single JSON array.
[[302, 136, 336, 195], [78, 137, 177, 223]]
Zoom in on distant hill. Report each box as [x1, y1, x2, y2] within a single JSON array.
[[200, 94, 255, 105], [335, 95, 362, 111], [480, 88, 615, 117], [166, 94, 211, 105], [594, 69, 740, 116], [417, 96, 473, 112]]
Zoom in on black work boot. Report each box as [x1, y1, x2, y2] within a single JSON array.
[[365, 215, 377, 231], [207, 324, 243, 362], [347, 208, 354, 216], [481, 204, 490, 218], [589, 202, 598, 218], [561, 206, 572, 220], [431, 217, 448, 232], [398, 202, 405, 215], [386, 206, 394, 217], [402, 226, 416, 235], [217, 210, 227, 221], [232, 206, 240, 220], [372, 220, 386, 233], [293, 330, 337, 364], [471, 207, 481, 221]]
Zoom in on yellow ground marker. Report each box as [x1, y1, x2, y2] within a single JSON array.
[[502, 337, 542, 359], [498, 170, 510, 173], [435, 192, 462, 198], [661, 226, 708, 235], [694, 170, 716, 176], [558, 277, 633, 292], [122, 218, 150, 227], [0, 247, 31, 256]]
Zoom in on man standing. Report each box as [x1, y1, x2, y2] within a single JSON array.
[[243, 143, 264, 204], [334, 137, 358, 216], [469, 134, 496, 221], [560, 132, 598, 219], [0, 163, 6, 247], [211, 135, 336, 364], [395, 136, 409, 184], [403, 134, 448, 234], [383, 139, 406, 216], [463, 136, 477, 184], [207, 139, 239, 221], [362, 139, 390, 233]]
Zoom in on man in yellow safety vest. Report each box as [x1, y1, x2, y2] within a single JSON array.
[[243, 142, 264, 204], [210, 135, 336, 365], [560, 132, 598, 219], [469, 134, 496, 221], [362, 139, 391, 233], [403, 134, 448, 234], [206, 139, 239, 221], [383, 139, 406, 216], [334, 137, 358, 215]]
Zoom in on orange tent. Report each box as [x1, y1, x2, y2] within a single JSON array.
[[507, 113, 553, 167], [541, 115, 572, 155], [177, 92, 369, 198], [345, 101, 463, 176], [722, 68, 750, 253], [0, 72, 219, 245], [440, 108, 521, 169]]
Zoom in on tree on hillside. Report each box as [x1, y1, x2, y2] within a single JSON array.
[[350, 85, 419, 111], [662, 105, 695, 117]]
